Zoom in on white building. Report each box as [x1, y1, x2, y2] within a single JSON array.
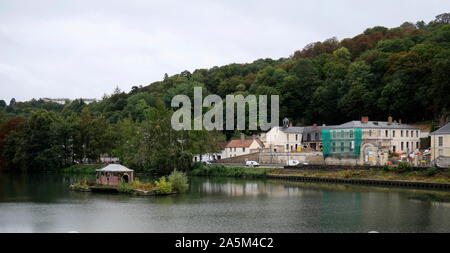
[[261, 126, 304, 152], [223, 136, 265, 158]]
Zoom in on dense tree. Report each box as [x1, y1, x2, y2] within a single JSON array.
[[1, 16, 449, 174]]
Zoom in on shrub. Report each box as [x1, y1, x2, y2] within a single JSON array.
[[382, 165, 392, 172], [117, 182, 134, 193], [396, 162, 412, 173], [168, 170, 189, 193], [154, 176, 173, 194], [425, 167, 439, 176], [189, 164, 274, 178]]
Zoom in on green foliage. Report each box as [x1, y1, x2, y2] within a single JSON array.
[[382, 165, 392, 172], [396, 162, 412, 173], [116, 181, 134, 193], [190, 164, 275, 178], [60, 164, 103, 174], [154, 177, 173, 194], [425, 167, 440, 176], [2, 16, 450, 174], [168, 170, 189, 193]]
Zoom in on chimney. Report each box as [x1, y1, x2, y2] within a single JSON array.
[[361, 116, 369, 123], [289, 122, 293, 127], [388, 116, 393, 125], [399, 119, 402, 124], [313, 123, 317, 129], [240, 133, 245, 142]]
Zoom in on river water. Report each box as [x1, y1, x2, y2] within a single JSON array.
[[0, 173, 449, 233]]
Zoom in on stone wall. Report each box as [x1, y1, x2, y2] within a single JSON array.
[[215, 151, 325, 165]]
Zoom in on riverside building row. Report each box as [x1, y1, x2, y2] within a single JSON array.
[[194, 116, 442, 167]]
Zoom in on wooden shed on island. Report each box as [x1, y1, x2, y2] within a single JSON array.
[[96, 164, 134, 186]]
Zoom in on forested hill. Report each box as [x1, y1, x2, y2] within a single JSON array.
[[1, 14, 450, 173], [2, 14, 450, 126]]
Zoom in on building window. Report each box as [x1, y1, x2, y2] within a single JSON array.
[[295, 134, 298, 141], [286, 144, 289, 150], [385, 130, 388, 137], [406, 142, 409, 149], [340, 142, 344, 152], [438, 136, 443, 146], [401, 131, 403, 137], [406, 131, 409, 137], [393, 131, 396, 137], [393, 145, 396, 152], [315, 133, 318, 140], [243, 147, 246, 152], [416, 131, 419, 137], [369, 130, 372, 137], [401, 142, 404, 150], [416, 142, 419, 149], [349, 130, 354, 138]]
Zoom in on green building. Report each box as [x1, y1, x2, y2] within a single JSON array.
[[322, 128, 362, 158]]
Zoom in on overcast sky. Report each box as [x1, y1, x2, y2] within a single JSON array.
[[0, 0, 448, 102]]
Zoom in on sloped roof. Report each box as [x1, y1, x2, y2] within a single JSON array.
[[225, 139, 264, 148], [280, 126, 305, 134], [332, 121, 419, 130], [302, 125, 338, 133], [430, 122, 450, 135], [96, 164, 133, 172]]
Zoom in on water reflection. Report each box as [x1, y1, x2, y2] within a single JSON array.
[[0, 173, 449, 232]]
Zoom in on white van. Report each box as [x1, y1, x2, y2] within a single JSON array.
[[287, 160, 300, 166], [245, 161, 260, 167]]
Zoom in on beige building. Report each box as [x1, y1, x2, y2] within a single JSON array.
[[430, 122, 450, 167], [261, 126, 304, 152], [223, 136, 265, 158], [324, 116, 421, 166]]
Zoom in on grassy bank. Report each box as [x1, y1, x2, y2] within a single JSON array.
[[60, 164, 105, 174], [190, 164, 276, 178], [269, 167, 450, 184], [190, 164, 450, 184]]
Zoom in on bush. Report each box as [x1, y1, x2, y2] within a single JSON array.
[[190, 164, 274, 178], [425, 167, 440, 176], [168, 170, 189, 193], [396, 162, 412, 173], [382, 165, 392, 172], [117, 182, 134, 193], [154, 176, 173, 194]]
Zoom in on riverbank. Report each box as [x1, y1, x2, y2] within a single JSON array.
[[190, 165, 275, 178], [191, 165, 450, 190]]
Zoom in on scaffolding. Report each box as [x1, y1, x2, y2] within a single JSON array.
[[322, 128, 362, 158]]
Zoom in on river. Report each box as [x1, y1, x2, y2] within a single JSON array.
[[0, 173, 449, 232]]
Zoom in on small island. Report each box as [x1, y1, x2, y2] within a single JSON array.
[[70, 164, 188, 196]]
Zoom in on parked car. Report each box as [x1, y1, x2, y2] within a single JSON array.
[[287, 160, 300, 166], [245, 161, 260, 167], [287, 160, 309, 166], [202, 161, 212, 165]]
